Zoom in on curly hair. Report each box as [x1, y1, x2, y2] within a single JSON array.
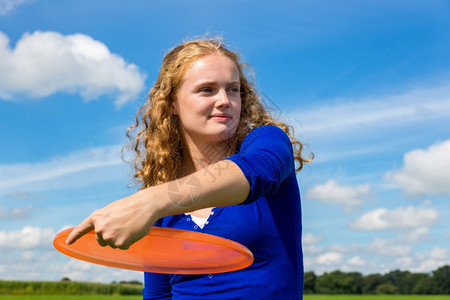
[[125, 37, 312, 189]]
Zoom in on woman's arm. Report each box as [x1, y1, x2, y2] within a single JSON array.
[[66, 160, 249, 249]]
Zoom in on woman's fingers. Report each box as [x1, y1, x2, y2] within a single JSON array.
[[66, 217, 95, 245], [97, 233, 132, 249], [66, 214, 136, 249], [96, 233, 108, 247], [65, 190, 157, 249]]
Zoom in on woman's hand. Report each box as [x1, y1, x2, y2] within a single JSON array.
[[66, 189, 161, 250]]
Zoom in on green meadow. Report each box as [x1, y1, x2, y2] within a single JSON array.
[[304, 296, 450, 300], [1, 280, 448, 299], [1, 295, 450, 300], [0, 296, 139, 300]]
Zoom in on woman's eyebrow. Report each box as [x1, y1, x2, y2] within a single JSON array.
[[193, 80, 240, 87]]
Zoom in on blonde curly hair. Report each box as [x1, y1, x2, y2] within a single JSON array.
[[125, 38, 311, 189]]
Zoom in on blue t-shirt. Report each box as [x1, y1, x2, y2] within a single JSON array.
[[143, 125, 304, 299]]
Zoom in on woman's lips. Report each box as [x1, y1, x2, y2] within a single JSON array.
[[210, 113, 231, 121]]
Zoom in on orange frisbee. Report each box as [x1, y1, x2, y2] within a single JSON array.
[[53, 227, 253, 274]]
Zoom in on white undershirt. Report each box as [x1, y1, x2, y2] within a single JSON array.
[[185, 214, 208, 229]]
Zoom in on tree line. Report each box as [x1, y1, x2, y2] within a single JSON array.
[[304, 265, 450, 294]]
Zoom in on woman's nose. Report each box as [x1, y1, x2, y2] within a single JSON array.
[[216, 89, 230, 107]]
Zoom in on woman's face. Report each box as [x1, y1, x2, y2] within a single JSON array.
[[173, 54, 241, 149]]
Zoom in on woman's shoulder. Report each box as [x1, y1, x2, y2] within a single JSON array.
[[244, 124, 290, 144], [255, 124, 286, 133]]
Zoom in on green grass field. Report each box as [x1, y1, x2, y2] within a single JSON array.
[[1, 295, 450, 300], [0, 296, 141, 300], [304, 296, 450, 300]]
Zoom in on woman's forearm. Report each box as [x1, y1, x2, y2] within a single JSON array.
[[150, 160, 250, 218]]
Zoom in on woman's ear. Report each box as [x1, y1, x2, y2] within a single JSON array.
[[171, 103, 178, 115]]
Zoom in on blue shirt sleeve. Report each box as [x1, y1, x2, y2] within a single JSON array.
[[226, 125, 295, 204]]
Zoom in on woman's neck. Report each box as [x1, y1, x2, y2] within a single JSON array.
[[180, 140, 231, 174]]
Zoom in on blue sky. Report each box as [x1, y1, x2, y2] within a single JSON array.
[[1, 0, 449, 283]]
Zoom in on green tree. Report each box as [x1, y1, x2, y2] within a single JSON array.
[[303, 271, 316, 294], [315, 270, 362, 294], [431, 265, 450, 294], [376, 283, 399, 294], [406, 273, 429, 294], [362, 273, 383, 294], [382, 269, 413, 294], [412, 275, 433, 294]]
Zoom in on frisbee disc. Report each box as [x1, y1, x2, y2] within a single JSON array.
[[53, 227, 253, 274]]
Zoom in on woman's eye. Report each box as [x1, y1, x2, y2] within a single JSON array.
[[228, 87, 240, 93], [199, 87, 213, 93]]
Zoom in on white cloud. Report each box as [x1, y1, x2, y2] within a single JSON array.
[[303, 229, 447, 275], [395, 256, 414, 269], [0, 0, 33, 15], [327, 244, 352, 254], [21, 250, 35, 261], [4, 191, 46, 200], [394, 247, 450, 273], [349, 205, 438, 231], [304, 249, 349, 273], [340, 256, 381, 273], [0, 248, 143, 282], [413, 259, 450, 274], [0, 145, 124, 193], [397, 227, 430, 244], [365, 237, 411, 256], [295, 84, 450, 137], [50, 260, 142, 283], [0, 205, 32, 219], [305, 179, 372, 212], [385, 140, 450, 196], [303, 245, 323, 255], [429, 247, 448, 260], [0, 31, 146, 106], [303, 233, 323, 245], [346, 256, 366, 267], [316, 252, 343, 266], [0, 226, 55, 249]]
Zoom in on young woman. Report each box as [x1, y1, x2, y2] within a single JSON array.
[[67, 38, 311, 299]]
